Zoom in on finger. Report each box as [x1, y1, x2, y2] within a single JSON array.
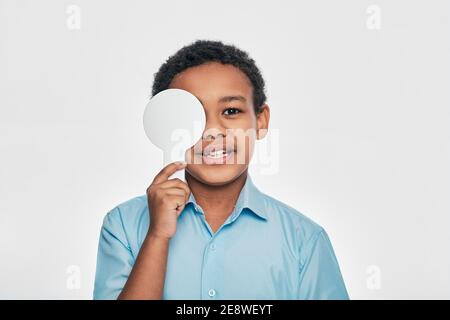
[[173, 197, 188, 217], [165, 194, 187, 210], [158, 179, 191, 198], [160, 187, 190, 203], [161, 188, 186, 198], [152, 161, 186, 185]]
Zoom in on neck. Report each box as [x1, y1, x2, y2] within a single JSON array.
[[185, 169, 248, 217]]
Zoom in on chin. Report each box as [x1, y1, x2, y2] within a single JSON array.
[[186, 164, 247, 186]]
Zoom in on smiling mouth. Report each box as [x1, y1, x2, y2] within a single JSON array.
[[193, 145, 236, 165], [202, 149, 233, 158], [201, 149, 234, 165]]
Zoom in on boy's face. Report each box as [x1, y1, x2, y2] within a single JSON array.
[[168, 62, 269, 186]]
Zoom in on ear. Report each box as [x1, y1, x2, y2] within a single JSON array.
[[256, 104, 270, 140]]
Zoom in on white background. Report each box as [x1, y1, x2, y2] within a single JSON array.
[[0, 0, 449, 299]]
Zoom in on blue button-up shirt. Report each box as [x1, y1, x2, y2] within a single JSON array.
[[94, 175, 349, 299]]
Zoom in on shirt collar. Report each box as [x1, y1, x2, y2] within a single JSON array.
[[186, 174, 268, 221]]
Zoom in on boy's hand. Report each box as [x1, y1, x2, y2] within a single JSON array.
[[146, 161, 191, 240]]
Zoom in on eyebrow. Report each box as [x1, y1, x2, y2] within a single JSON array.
[[198, 95, 247, 105], [218, 95, 247, 103]]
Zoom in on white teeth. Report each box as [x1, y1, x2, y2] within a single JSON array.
[[204, 149, 231, 158]]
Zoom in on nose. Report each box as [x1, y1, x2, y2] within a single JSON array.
[[203, 130, 225, 141], [202, 113, 226, 141]]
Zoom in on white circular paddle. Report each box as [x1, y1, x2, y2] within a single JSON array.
[[143, 88, 206, 181]]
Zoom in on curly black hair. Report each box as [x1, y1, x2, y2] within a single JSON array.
[[151, 40, 267, 114]]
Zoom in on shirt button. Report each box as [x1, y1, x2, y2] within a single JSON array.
[[210, 243, 216, 251], [208, 289, 216, 297]]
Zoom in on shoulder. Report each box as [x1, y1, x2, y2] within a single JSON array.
[[104, 194, 148, 224], [260, 192, 334, 265], [260, 192, 326, 245], [263, 192, 323, 231], [101, 194, 149, 250]]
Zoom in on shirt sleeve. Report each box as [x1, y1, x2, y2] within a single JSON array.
[[297, 229, 349, 300], [93, 207, 135, 300]]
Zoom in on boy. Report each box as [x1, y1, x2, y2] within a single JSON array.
[[93, 40, 349, 300]]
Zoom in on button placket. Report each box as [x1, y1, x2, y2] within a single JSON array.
[[198, 203, 239, 300], [201, 232, 225, 299]]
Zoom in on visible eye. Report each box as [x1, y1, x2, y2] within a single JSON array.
[[223, 107, 242, 116]]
